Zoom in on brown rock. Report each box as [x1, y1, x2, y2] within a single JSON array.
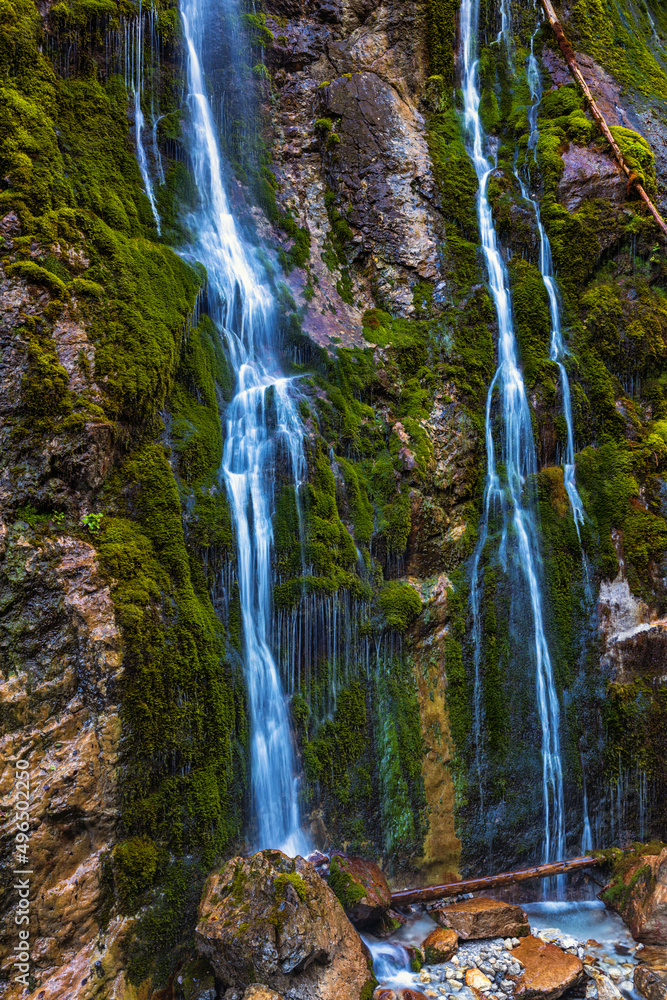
[[373, 990, 398, 1000], [511, 935, 584, 1000], [435, 897, 530, 940], [328, 854, 392, 927], [603, 847, 667, 943], [398, 991, 426, 1000], [243, 987, 285, 1000], [195, 849, 374, 1000], [423, 926, 458, 962], [639, 947, 667, 968], [635, 965, 667, 1000]]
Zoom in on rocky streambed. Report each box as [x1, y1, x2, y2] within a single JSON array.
[[188, 847, 667, 1000]]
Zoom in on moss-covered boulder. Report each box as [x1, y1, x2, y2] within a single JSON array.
[[195, 850, 375, 1000], [327, 854, 392, 928], [601, 844, 667, 943]]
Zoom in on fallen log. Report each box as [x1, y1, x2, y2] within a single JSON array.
[[391, 855, 602, 906], [539, 0, 667, 239]]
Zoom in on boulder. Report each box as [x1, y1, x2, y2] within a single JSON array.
[[398, 991, 426, 1000], [635, 965, 667, 1000], [603, 847, 667, 943], [195, 849, 375, 1000], [373, 990, 398, 1000], [243, 988, 284, 1000], [511, 935, 584, 1000], [327, 854, 392, 927], [434, 897, 530, 940], [422, 927, 459, 962]]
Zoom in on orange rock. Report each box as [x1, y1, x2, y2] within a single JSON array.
[[423, 926, 459, 962], [465, 968, 493, 990], [634, 964, 667, 1000], [398, 991, 427, 1000], [374, 989, 398, 1000], [511, 935, 584, 1000], [435, 897, 530, 940]]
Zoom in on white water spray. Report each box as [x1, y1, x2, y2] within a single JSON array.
[[462, 0, 565, 867], [180, 0, 309, 856]]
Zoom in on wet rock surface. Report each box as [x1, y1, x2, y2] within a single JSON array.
[[328, 853, 392, 927], [423, 927, 459, 963], [195, 849, 374, 999], [435, 899, 531, 941], [511, 935, 584, 1000], [634, 964, 667, 1000]]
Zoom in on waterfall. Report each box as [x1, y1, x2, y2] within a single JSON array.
[[125, 1, 161, 233], [462, 0, 565, 867], [523, 38, 585, 535], [179, 0, 309, 856]]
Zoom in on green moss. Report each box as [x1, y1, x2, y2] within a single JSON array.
[[327, 855, 367, 910], [4, 259, 68, 295], [425, 0, 460, 85], [112, 836, 159, 913], [508, 257, 553, 388], [609, 126, 657, 196], [566, 0, 667, 101], [426, 102, 479, 237], [379, 581, 422, 631], [20, 325, 72, 429], [274, 871, 308, 903]]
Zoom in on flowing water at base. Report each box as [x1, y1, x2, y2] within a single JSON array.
[[367, 902, 642, 998]]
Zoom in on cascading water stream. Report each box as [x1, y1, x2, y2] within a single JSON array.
[[126, 1, 161, 233], [523, 39, 585, 537], [179, 0, 309, 856], [462, 0, 565, 868]]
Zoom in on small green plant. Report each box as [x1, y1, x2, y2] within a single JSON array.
[[315, 117, 333, 133], [82, 513, 103, 534], [52, 511, 66, 526]]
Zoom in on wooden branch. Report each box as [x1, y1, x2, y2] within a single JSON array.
[[539, 0, 667, 239], [390, 855, 602, 906]]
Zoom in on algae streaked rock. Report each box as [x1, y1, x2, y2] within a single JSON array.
[[195, 849, 374, 1000], [327, 854, 392, 927]]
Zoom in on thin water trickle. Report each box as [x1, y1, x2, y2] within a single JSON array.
[[127, 1, 161, 233], [524, 37, 586, 536], [179, 0, 309, 857], [462, 0, 565, 871]]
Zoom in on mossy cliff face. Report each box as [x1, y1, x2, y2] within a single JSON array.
[[0, 3, 245, 997], [2, 0, 667, 994], [258, 0, 667, 875]]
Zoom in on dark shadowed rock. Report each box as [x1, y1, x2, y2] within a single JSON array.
[[434, 897, 530, 939], [195, 849, 374, 1000], [511, 935, 584, 1000], [327, 854, 392, 927]]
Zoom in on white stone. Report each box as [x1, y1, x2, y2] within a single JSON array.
[[595, 974, 623, 1000]]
